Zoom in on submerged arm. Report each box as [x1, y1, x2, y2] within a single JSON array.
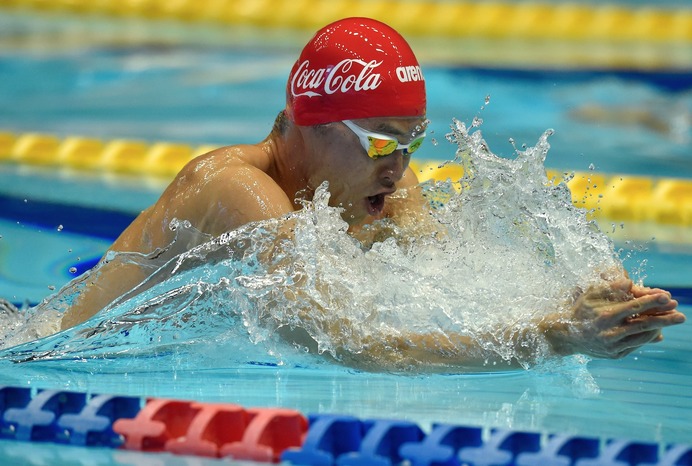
[[411, 279, 683, 370], [278, 278, 684, 372]]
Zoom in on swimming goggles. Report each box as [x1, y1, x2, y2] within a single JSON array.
[[342, 120, 425, 159]]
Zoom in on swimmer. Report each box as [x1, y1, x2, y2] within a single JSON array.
[[59, 18, 685, 368]]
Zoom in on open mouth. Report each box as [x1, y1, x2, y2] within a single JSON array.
[[366, 193, 386, 216]]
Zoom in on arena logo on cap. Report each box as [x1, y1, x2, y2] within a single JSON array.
[[290, 59, 383, 98], [396, 65, 424, 83]]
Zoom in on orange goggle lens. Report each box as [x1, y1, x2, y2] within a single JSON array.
[[343, 120, 425, 160]]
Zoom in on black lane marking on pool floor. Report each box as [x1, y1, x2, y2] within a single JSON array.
[[0, 193, 136, 241]]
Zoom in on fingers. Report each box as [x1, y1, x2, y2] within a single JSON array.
[[598, 330, 660, 360], [606, 293, 679, 323], [615, 346, 639, 359], [619, 328, 663, 346], [607, 309, 682, 355], [631, 284, 672, 299], [604, 329, 662, 359], [568, 278, 683, 360], [597, 297, 683, 359], [588, 278, 674, 302], [620, 312, 684, 336]]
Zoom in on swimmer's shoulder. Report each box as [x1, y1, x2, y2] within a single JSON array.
[[192, 143, 271, 172], [170, 143, 274, 190], [168, 143, 292, 230]]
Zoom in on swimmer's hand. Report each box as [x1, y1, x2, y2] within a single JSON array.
[[544, 279, 686, 359]]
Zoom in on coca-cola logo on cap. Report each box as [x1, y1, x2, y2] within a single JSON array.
[[291, 59, 424, 99]]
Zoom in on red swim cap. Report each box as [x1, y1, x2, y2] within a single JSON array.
[[286, 17, 426, 126]]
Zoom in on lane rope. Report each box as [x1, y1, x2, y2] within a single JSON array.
[[1, 0, 690, 44], [1, 386, 690, 464]]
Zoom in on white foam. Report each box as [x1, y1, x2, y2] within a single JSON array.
[[0, 118, 624, 372]]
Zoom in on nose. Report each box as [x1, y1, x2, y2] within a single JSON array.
[[379, 151, 410, 185]]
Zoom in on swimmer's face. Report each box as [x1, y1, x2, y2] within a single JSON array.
[[303, 116, 426, 225]]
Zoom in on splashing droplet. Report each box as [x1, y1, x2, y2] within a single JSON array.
[[4, 115, 634, 374]]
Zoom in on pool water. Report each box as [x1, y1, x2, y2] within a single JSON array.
[[0, 7, 691, 464], [1, 140, 690, 448]]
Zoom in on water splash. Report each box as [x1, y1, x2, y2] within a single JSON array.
[[0, 118, 623, 372]]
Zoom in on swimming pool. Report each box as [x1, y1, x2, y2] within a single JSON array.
[[1, 3, 691, 465]]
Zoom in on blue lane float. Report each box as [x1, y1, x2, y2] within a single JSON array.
[[1, 386, 690, 465]]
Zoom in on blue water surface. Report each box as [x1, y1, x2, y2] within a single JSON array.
[[0, 8, 690, 462]]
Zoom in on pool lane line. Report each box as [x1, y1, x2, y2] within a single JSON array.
[[0, 131, 217, 179], [1, 130, 692, 226], [0, 385, 690, 464], [665, 287, 692, 305], [1, 0, 690, 45], [0, 193, 135, 241]]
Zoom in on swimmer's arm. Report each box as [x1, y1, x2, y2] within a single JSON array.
[[399, 281, 685, 368], [404, 280, 685, 368], [340, 281, 684, 370], [358, 331, 528, 371], [282, 321, 541, 371], [60, 212, 161, 330], [281, 279, 685, 371], [62, 155, 295, 330], [62, 164, 202, 329]]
